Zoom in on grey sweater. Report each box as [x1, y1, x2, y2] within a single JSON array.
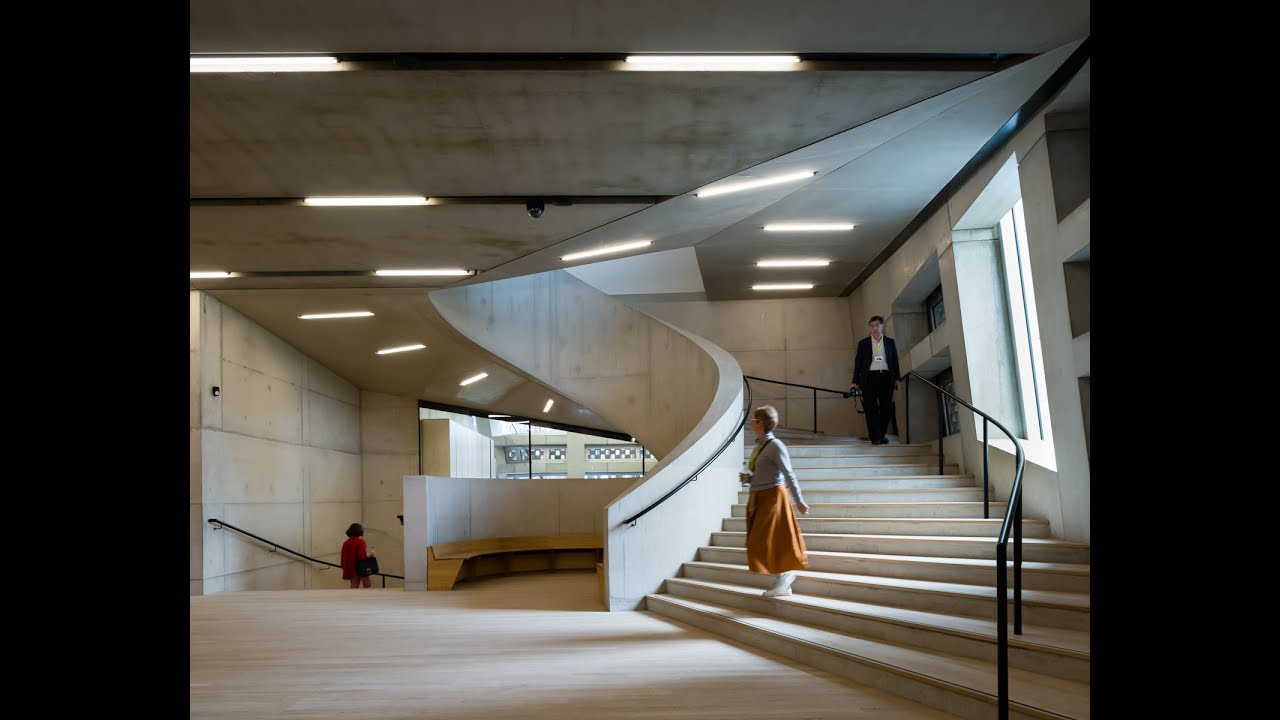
[[743, 432, 806, 506]]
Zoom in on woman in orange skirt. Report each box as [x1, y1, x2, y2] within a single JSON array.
[[738, 405, 810, 597]]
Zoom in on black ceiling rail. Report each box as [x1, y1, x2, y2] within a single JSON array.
[[621, 377, 751, 527], [900, 371, 1024, 719], [207, 518, 404, 587]]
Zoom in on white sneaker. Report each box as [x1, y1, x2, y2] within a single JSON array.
[[763, 571, 796, 597]]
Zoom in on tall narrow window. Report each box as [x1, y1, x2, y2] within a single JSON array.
[[925, 285, 946, 331], [936, 367, 959, 436], [997, 199, 1053, 443]]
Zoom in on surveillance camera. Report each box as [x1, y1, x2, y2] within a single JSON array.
[[526, 198, 545, 219]]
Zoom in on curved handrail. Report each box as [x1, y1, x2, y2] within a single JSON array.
[[620, 377, 752, 526], [207, 518, 405, 582], [903, 371, 1024, 719]]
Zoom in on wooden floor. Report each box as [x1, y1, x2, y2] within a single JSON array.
[[191, 572, 958, 719]]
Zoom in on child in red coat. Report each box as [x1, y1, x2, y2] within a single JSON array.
[[341, 523, 374, 588]]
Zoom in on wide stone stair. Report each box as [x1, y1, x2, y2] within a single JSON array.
[[645, 431, 1090, 720]]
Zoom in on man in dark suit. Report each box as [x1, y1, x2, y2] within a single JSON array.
[[849, 315, 901, 445]]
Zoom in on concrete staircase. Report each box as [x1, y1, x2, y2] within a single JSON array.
[[645, 431, 1090, 720]]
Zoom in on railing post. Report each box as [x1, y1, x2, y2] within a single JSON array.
[[983, 419, 990, 519], [1014, 493, 1023, 635], [527, 419, 532, 479], [936, 391, 944, 475], [813, 388, 818, 434], [382, 574, 386, 589], [997, 542, 1009, 720], [904, 375, 910, 444]]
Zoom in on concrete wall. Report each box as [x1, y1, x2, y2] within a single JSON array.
[[629, 298, 858, 437], [421, 418, 494, 478], [361, 391, 418, 588], [191, 292, 363, 594], [843, 104, 1090, 543]]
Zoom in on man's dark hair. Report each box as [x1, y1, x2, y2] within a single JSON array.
[[346, 523, 364, 538], [869, 315, 884, 325]]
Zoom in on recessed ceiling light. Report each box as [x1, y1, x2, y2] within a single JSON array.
[[190, 55, 340, 73], [543, 399, 555, 413], [756, 259, 831, 268], [695, 171, 815, 198], [625, 55, 800, 71], [460, 372, 489, 386], [752, 283, 814, 291], [763, 222, 855, 232], [304, 196, 429, 206], [190, 271, 231, 279], [487, 414, 511, 418], [561, 240, 653, 262], [376, 343, 426, 355], [374, 268, 471, 276], [298, 311, 375, 319]]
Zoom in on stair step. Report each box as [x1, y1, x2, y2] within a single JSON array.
[[722, 516, 1052, 538], [790, 475, 977, 489], [682, 561, 1089, 631], [788, 455, 943, 467], [710, 531, 1091, 564], [743, 487, 987, 503], [696, 547, 1090, 593], [664, 577, 1089, 682], [730, 501, 1008, 519], [795, 464, 961, 478], [646, 593, 1090, 720], [747, 444, 936, 457]]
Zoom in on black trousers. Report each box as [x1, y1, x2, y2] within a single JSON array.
[[863, 371, 895, 442]]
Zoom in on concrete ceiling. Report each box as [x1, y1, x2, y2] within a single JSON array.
[[192, 1, 1090, 408]]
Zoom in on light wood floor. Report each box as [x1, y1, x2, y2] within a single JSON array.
[[191, 572, 958, 719]]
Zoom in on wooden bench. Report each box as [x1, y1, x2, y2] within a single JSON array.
[[426, 534, 603, 591]]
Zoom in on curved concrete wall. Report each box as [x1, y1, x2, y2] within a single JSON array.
[[430, 270, 745, 609]]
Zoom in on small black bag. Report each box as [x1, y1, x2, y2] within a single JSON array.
[[355, 556, 380, 577]]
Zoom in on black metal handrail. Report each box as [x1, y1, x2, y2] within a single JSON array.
[[742, 375, 856, 434], [902, 371, 1025, 719], [620, 377, 752, 526], [207, 518, 404, 588]]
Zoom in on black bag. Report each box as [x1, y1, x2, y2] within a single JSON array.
[[355, 556, 380, 577]]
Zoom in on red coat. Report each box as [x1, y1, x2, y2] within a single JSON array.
[[340, 537, 368, 580]]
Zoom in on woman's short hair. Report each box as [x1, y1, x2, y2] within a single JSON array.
[[753, 405, 779, 433], [346, 523, 364, 538]]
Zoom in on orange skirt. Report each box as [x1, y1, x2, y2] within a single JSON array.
[[745, 485, 808, 574]]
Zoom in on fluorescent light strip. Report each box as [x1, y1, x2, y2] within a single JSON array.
[[696, 171, 815, 198], [304, 196, 428, 206], [625, 55, 800, 71], [298, 311, 374, 320], [190, 56, 340, 72], [460, 372, 489, 386], [487, 414, 511, 418], [190, 271, 231, 279], [543, 399, 555, 413], [561, 239, 652, 262], [756, 259, 831, 268], [374, 268, 471, 276], [763, 222, 855, 232], [376, 343, 426, 355], [752, 283, 814, 291]]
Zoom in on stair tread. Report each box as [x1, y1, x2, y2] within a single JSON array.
[[796, 475, 976, 480], [684, 561, 1090, 610], [743, 516, 1050, 525], [648, 593, 1090, 717], [787, 488, 983, 494], [666, 577, 1091, 655], [711, 531, 1092, 549], [699, 547, 1091, 575], [732, 501, 1009, 507]]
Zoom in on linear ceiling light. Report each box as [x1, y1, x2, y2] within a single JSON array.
[[460, 372, 489, 386], [376, 343, 426, 355], [561, 239, 652, 262], [763, 222, 855, 232], [752, 283, 814, 291], [190, 56, 340, 72], [756, 259, 831, 268], [695, 171, 815, 198], [625, 55, 800, 71], [298, 311, 374, 320], [190, 271, 231, 279], [304, 196, 428, 206], [488, 414, 511, 418], [543, 399, 555, 413], [374, 268, 471, 276]]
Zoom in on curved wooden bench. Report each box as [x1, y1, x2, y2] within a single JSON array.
[[427, 534, 603, 591]]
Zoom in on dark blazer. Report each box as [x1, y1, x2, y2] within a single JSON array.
[[851, 335, 901, 388]]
